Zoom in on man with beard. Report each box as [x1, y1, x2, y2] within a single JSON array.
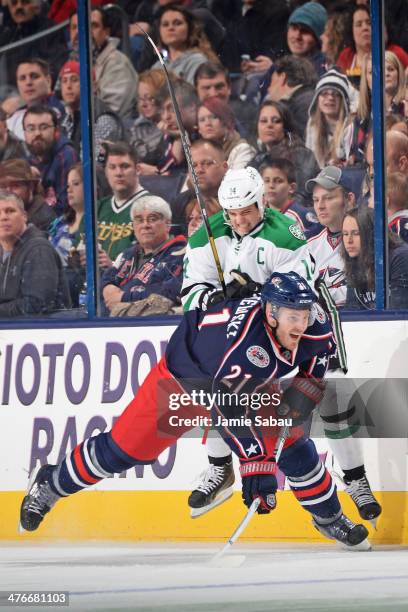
[[23, 104, 77, 214]]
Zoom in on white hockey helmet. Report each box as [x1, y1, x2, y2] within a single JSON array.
[[218, 166, 265, 217]]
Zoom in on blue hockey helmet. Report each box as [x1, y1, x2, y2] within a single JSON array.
[[261, 272, 317, 311]]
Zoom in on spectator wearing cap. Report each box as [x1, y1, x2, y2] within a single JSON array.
[[286, 1, 328, 77], [7, 59, 65, 141], [0, 0, 68, 87], [0, 108, 26, 163], [0, 158, 57, 233], [305, 69, 352, 168], [59, 60, 124, 158], [306, 165, 356, 308], [101, 194, 186, 316], [197, 97, 255, 170]]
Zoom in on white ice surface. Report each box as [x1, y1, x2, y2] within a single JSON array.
[[0, 542, 407, 611]]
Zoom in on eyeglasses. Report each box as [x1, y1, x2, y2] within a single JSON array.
[[319, 89, 341, 98], [133, 213, 164, 225], [192, 159, 219, 169], [24, 124, 54, 133]]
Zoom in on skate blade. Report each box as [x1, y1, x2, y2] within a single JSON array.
[[208, 554, 246, 568], [17, 464, 41, 534], [190, 486, 234, 518], [342, 538, 372, 552], [369, 518, 378, 530]]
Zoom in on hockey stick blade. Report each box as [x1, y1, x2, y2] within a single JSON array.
[[208, 497, 260, 566]]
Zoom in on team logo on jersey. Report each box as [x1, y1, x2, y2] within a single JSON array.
[[288, 224, 306, 241], [321, 266, 346, 289], [306, 211, 318, 224], [246, 345, 270, 367], [310, 303, 326, 325]]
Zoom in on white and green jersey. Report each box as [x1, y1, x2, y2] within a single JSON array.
[[182, 208, 317, 311]]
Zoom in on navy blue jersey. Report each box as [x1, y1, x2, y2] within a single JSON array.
[[166, 297, 336, 459], [389, 212, 408, 244], [167, 296, 335, 381]]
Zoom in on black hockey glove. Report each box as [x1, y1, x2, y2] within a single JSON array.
[[240, 460, 278, 514], [201, 288, 225, 309], [226, 270, 261, 299], [277, 374, 326, 426]]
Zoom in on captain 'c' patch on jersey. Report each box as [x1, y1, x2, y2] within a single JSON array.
[[246, 345, 270, 368]]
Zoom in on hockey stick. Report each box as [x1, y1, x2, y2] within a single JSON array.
[[209, 425, 290, 567], [133, 25, 227, 295]]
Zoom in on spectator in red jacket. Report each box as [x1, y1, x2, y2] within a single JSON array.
[[337, 4, 408, 85]]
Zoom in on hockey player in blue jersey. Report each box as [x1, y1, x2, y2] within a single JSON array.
[[20, 272, 370, 549]]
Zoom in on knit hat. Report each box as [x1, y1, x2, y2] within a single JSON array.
[[308, 68, 351, 116], [59, 60, 80, 78], [200, 96, 236, 131], [0, 159, 39, 183], [288, 2, 327, 41]]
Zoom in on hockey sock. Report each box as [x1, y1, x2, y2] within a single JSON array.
[[280, 438, 341, 520], [205, 432, 232, 458], [343, 465, 366, 483], [326, 436, 364, 471], [208, 455, 232, 467], [53, 432, 139, 495]]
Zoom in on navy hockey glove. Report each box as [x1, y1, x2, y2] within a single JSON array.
[[240, 461, 278, 514], [226, 270, 261, 299], [278, 374, 326, 426]]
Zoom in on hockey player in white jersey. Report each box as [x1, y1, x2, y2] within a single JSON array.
[[181, 166, 316, 312], [184, 165, 381, 525], [305, 166, 381, 522]]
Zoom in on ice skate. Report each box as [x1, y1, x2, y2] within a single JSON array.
[[20, 465, 61, 532], [344, 475, 382, 526], [188, 461, 235, 518], [313, 512, 371, 551]]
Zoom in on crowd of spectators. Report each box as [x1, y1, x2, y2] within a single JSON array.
[[0, 0, 408, 318]]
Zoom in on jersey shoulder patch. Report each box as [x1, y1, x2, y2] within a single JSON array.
[[259, 208, 306, 248], [288, 223, 306, 241], [246, 345, 270, 368]]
